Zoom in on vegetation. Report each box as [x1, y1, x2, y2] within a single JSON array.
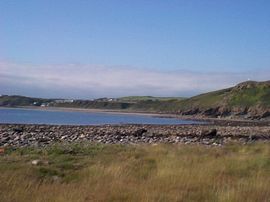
[[1, 81, 270, 114], [1, 143, 270, 202], [181, 81, 270, 110], [0, 95, 54, 107], [54, 100, 133, 110], [118, 96, 185, 102], [229, 82, 270, 107], [121, 81, 270, 113]]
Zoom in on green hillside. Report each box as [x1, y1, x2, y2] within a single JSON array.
[[1, 81, 269, 119], [173, 81, 270, 118], [126, 81, 270, 117], [118, 96, 185, 102], [178, 81, 270, 109], [178, 88, 232, 110], [0, 95, 53, 107], [228, 81, 270, 107]]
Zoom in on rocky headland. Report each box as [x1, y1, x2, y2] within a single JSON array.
[[177, 81, 270, 120]]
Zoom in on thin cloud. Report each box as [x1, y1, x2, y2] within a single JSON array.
[[0, 61, 269, 98]]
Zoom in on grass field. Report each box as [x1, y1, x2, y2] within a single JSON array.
[[1, 143, 270, 202]]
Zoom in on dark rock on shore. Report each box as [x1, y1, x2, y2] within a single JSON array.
[[133, 128, 147, 137], [200, 129, 217, 138], [13, 127, 24, 133]]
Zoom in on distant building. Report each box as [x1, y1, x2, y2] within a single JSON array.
[[94, 97, 117, 102], [40, 103, 50, 107]]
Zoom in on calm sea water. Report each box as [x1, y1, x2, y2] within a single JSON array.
[[0, 108, 201, 125]]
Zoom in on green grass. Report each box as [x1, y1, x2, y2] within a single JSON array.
[[119, 96, 185, 102], [229, 85, 270, 107], [175, 81, 270, 111], [1, 143, 270, 202], [178, 88, 232, 110], [0, 95, 54, 107]]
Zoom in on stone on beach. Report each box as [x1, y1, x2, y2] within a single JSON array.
[[0, 122, 270, 147], [200, 129, 217, 138]]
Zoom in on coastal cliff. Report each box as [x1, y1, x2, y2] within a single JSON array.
[[1, 80, 270, 120]]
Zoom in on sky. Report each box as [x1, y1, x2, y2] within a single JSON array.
[[0, 0, 270, 98]]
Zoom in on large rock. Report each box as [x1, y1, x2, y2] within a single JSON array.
[[182, 108, 199, 115], [217, 107, 231, 117], [202, 108, 219, 117], [200, 129, 217, 138], [261, 111, 270, 118], [13, 127, 24, 133], [248, 106, 269, 119], [133, 128, 147, 137]]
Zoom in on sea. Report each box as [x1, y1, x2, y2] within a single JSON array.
[[0, 108, 202, 125]]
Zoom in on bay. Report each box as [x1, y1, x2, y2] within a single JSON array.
[[0, 108, 202, 125]]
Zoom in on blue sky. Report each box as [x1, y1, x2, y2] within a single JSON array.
[[0, 0, 270, 98]]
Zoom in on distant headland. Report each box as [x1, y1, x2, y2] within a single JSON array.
[[1, 80, 270, 120]]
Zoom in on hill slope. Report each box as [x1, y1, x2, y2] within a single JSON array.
[[0, 95, 54, 107], [1, 81, 269, 119], [176, 81, 270, 119], [118, 96, 185, 102]]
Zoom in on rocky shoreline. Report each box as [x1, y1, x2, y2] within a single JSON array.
[[1, 122, 270, 147]]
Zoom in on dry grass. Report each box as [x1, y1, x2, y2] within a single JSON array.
[[0, 143, 270, 202]]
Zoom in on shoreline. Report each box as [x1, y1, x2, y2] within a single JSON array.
[[1, 123, 270, 147], [1, 107, 270, 147], [1, 106, 269, 126], [0, 106, 173, 117]]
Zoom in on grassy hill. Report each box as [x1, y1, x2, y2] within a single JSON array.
[[179, 81, 270, 109], [119, 96, 185, 102], [0, 95, 134, 110], [228, 81, 270, 107], [175, 81, 270, 118], [0, 95, 53, 107], [1, 81, 270, 119], [125, 81, 270, 118]]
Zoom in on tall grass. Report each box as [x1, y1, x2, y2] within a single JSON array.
[[0, 143, 269, 202]]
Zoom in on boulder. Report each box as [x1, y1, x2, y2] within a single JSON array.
[[261, 111, 270, 118], [31, 159, 41, 166], [133, 128, 147, 137], [202, 108, 219, 117], [182, 108, 199, 115], [200, 129, 217, 138], [13, 127, 23, 133]]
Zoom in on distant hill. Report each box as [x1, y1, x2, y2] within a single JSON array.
[[118, 96, 185, 102], [1, 81, 270, 119], [0, 95, 133, 110], [0, 95, 54, 107]]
